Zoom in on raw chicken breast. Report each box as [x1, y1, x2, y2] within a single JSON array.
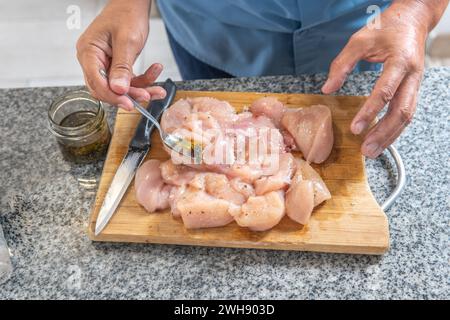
[[281, 129, 297, 152], [168, 185, 186, 218], [171, 172, 254, 228], [174, 187, 235, 229], [233, 113, 277, 131], [250, 97, 286, 127], [203, 173, 247, 205], [235, 191, 285, 231], [224, 163, 265, 183], [285, 159, 331, 225], [187, 173, 253, 206], [254, 153, 296, 195], [189, 97, 238, 125], [230, 178, 255, 199], [188, 173, 206, 189], [228, 113, 285, 179], [183, 112, 222, 136], [246, 98, 292, 153], [160, 99, 191, 133], [281, 105, 333, 163], [295, 159, 331, 206], [160, 160, 197, 186], [135, 159, 171, 212], [202, 133, 236, 168], [285, 180, 314, 224]]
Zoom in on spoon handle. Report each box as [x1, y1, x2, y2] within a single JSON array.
[[99, 69, 163, 135], [123, 93, 163, 134]]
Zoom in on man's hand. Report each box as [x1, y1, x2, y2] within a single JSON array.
[[76, 0, 166, 111], [322, 0, 449, 158]]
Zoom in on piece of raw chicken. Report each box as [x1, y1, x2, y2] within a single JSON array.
[[189, 97, 238, 125], [160, 98, 191, 133], [253, 153, 296, 195], [135, 159, 172, 213], [174, 188, 235, 229], [250, 97, 304, 152], [250, 97, 286, 127], [171, 173, 254, 229], [234, 191, 286, 231], [285, 159, 331, 224], [160, 160, 198, 186], [281, 105, 334, 164], [159, 161, 238, 223], [296, 159, 332, 206], [286, 180, 315, 225]]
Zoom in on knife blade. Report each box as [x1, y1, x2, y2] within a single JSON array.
[[95, 79, 177, 236]]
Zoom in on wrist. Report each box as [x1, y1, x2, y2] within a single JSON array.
[[393, 0, 449, 33]]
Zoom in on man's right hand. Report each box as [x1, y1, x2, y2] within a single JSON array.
[[76, 0, 166, 111]]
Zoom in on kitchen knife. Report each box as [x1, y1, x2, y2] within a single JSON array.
[[95, 79, 177, 236]]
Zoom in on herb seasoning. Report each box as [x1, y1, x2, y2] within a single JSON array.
[[48, 90, 111, 163]]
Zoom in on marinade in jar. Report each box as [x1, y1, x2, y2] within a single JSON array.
[[48, 90, 112, 164]]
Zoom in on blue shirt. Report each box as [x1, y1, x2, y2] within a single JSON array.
[[158, 0, 391, 77]]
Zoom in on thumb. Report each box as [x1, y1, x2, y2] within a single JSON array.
[[109, 35, 139, 95]]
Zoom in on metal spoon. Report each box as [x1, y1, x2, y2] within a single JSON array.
[[99, 69, 201, 162]]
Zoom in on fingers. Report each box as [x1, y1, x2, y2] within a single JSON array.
[[123, 86, 166, 106], [146, 86, 167, 100], [351, 61, 408, 135], [128, 87, 151, 103], [78, 36, 163, 110], [361, 72, 421, 158], [78, 46, 134, 110], [131, 63, 163, 88], [108, 33, 142, 95], [322, 36, 365, 94], [130, 63, 166, 101]]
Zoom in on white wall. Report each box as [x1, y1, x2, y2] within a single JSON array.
[[433, 4, 450, 34], [0, 0, 180, 89]]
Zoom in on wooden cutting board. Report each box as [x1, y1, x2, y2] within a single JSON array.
[[88, 91, 389, 255]]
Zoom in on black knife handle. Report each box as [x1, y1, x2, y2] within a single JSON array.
[[129, 79, 177, 150]]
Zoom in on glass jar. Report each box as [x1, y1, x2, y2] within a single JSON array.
[[48, 90, 111, 164]]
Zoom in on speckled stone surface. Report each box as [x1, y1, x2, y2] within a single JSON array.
[[0, 68, 448, 299]]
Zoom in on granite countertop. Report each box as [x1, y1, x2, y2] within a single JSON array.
[[0, 68, 449, 299]]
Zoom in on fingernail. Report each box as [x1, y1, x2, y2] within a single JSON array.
[[139, 93, 150, 101], [110, 78, 128, 89], [152, 64, 163, 75], [321, 80, 331, 93], [154, 89, 167, 100], [118, 104, 132, 112], [352, 121, 367, 135], [365, 142, 380, 157], [151, 95, 163, 101], [137, 99, 147, 105], [159, 90, 167, 98]]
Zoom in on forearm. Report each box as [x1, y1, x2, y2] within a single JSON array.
[[393, 0, 449, 32], [108, 0, 151, 9], [104, 0, 152, 18]]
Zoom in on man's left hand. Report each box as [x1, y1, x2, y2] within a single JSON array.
[[322, 0, 448, 158]]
